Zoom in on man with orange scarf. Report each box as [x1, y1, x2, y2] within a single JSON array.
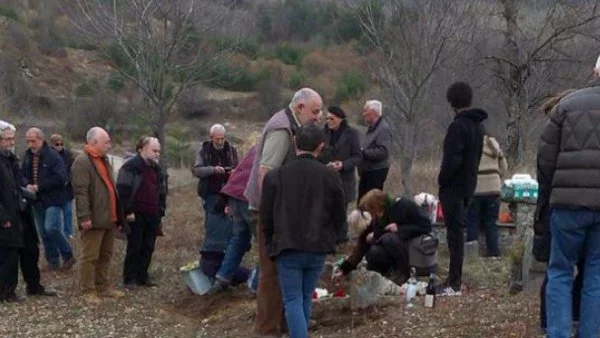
[[71, 127, 128, 305]]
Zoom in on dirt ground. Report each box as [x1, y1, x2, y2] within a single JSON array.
[[0, 186, 546, 338]]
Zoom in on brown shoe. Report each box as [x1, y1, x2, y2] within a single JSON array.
[[98, 288, 125, 299], [82, 292, 103, 306]]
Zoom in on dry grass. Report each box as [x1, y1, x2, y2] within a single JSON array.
[[0, 181, 546, 338]]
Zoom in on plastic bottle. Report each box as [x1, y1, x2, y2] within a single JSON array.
[[406, 267, 418, 308]]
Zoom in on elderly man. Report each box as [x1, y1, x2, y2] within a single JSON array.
[[117, 136, 166, 289], [539, 57, 600, 338], [22, 128, 74, 271], [357, 100, 392, 202], [245, 87, 323, 337], [192, 124, 239, 277], [0, 122, 56, 302], [72, 127, 126, 305], [50, 134, 75, 239]]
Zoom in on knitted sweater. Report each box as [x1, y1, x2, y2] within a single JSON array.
[[474, 136, 508, 196]]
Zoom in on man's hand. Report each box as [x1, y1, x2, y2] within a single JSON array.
[[126, 213, 135, 223], [214, 166, 226, 174], [26, 184, 38, 192], [366, 232, 374, 244], [224, 206, 232, 216], [81, 220, 93, 231], [385, 223, 398, 233], [2, 221, 11, 228]]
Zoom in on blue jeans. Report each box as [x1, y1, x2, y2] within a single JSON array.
[[466, 195, 501, 256], [277, 251, 326, 338], [216, 198, 257, 283], [62, 200, 74, 237], [546, 208, 600, 338], [201, 194, 233, 253], [34, 204, 73, 268]]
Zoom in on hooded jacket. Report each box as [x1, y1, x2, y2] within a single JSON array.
[[438, 108, 488, 198]]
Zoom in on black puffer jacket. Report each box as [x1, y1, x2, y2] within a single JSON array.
[[538, 84, 600, 210], [438, 108, 488, 198]]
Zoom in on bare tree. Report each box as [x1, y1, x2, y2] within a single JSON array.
[[68, 0, 237, 168], [487, 0, 600, 164], [356, 0, 478, 194]]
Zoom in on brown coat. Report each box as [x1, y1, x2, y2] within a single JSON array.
[[474, 136, 508, 196], [71, 152, 126, 230]]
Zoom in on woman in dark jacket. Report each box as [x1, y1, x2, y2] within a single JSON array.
[[338, 189, 432, 285], [322, 106, 362, 206], [533, 89, 584, 334]]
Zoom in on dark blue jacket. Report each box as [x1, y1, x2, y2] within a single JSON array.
[[22, 142, 69, 208], [57, 148, 75, 200]]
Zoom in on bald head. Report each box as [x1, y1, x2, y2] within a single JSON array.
[[26, 127, 45, 153], [86, 127, 111, 156], [290, 88, 323, 126]]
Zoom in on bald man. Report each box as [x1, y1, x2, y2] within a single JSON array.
[[22, 127, 74, 271], [71, 127, 127, 305]]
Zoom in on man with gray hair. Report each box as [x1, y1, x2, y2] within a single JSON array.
[[0, 121, 56, 302], [192, 124, 239, 281], [72, 127, 127, 305], [357, 100, 392, 201], [245, 87, 323, 337], [22, 127, 74, 271]]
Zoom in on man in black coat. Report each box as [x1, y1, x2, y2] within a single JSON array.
[[261, 124, 346, 338], [22, 127, 74, 270], [437, 82, 487, 296], [0, 122, 56, 301]]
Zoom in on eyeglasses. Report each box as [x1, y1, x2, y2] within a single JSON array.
[[55, 143, 63, 146], [326, 117, 335, 121]]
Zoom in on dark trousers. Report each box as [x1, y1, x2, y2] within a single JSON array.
[[123, 212, 160, 284], [358, 167, 390, 203], [466, 195, 501, 257], [540, 259, 584, 329], [365, 233, 410, 284], [20, 226, 43, 293], [0, 247, 19, 300], [440, 193, 469, 288]]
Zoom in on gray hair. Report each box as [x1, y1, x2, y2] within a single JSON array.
[[86, 126, 104, 143], [209, 124, 226, 136], [365, 100, 383, 115], [26, 127, 45, 140], [0, 120, 16, 138], [290, 88, 319, 108]]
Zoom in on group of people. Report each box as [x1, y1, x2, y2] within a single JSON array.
[[2, 54, 599, 337], [0, 124, 167, 305]]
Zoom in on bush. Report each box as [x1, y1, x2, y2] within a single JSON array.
[[288, 71, 307, 89], [107, 72, 125, 92], [273, 43, 305, 66], [0, 6, 19, 22], [202, 61, 260, 92], [211, 36, 260, 59], [335, 71, 369, 101], [76, 79, 100, 97]]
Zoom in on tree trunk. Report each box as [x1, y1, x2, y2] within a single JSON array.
[[400, 123, 416, 196], [502, 0, 523, 166], [154, 101, 169, 170]]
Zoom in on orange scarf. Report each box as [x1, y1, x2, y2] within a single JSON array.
[[85, 145, 118, 222]]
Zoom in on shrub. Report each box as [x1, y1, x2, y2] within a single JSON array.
[[211, 36, 260, 59], [107, 72, 125, 92], [76, 79, 100, 97], [0, 6, 19, 22], [335, 71, 369, 101], [273, 43, 305, 66], [288, 71, 307, 89], [202, 60, 259, 92]]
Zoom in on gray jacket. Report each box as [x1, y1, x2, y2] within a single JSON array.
[[359, 117, 392, 172], [538, 83, 600, 210]]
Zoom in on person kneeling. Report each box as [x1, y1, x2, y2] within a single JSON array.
[[261, 125, 347, 338], [338, 189, 432, 285]]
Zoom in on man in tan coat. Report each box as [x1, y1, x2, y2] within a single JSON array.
[[71, 127, 127, 304]]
